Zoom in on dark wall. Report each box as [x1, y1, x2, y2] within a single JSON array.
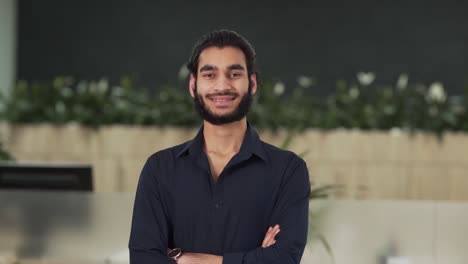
[[17, 0, 468, 95]]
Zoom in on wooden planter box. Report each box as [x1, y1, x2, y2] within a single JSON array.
[[1, 122, 467, 200]]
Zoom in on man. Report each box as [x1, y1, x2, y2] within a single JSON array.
[[129, 30, 310, 264]]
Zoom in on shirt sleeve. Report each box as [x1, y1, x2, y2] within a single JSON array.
[[128, 156, 173, 264], [223, 157, 311, 264]]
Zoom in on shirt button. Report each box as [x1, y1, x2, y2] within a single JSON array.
[[215, 200, 224, 209]]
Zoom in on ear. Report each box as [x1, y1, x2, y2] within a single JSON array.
[[250, 73, 257, 95], [189, 73, 196, 98]]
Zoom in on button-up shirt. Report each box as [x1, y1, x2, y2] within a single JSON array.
[[129, 124, 310, 263]]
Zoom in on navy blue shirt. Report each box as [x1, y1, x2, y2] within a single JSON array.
[[129, 124, 310, 263]]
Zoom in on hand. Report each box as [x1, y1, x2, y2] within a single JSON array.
[[168, 224, 280, 263], [262, 224, 281, 248], [176, 252, 222, 264]]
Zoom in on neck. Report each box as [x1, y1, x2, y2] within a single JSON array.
[[203, 118, 247, 155]]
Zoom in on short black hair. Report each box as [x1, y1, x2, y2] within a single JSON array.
[[187, 29, 257, 77]]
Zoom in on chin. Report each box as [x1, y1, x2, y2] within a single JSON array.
[[211, 110, 237, 117], [208, 104, 238, 112]]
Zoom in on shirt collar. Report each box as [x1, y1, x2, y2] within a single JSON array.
[[177, 125, 204, 158], [176, 122, 268, 162]]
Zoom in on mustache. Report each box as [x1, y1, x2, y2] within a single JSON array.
[[206, 91, 239, 98]]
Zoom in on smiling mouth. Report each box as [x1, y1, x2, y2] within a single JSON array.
[[206, 94, 237, 107], [207, 94, 237, 102], [211, 96, 235, 102]]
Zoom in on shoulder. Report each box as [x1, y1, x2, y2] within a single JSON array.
[[261, 140, 307, 168], [144, 140, 192, 168], [137, 140, 193, 187], [260, 140, 310, 189]]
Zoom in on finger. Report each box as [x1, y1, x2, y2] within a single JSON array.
[[264, 226, 281, 247], [264, 238, 274, 248], [272, 224, 280, 233], [273, 225, 281, 235], [264, 232, 278, 248], [262, 226, 280, 247], [262, 235, 271, 247], [262, 227, 275, 247]]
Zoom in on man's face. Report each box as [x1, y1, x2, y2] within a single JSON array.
[[189, 46, 257, 125]]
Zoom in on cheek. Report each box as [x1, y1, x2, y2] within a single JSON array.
[[196, 79, 216, 92], [238, 78, 250, 88]]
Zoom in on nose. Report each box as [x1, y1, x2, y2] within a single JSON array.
[[213, 75, 232, 92]]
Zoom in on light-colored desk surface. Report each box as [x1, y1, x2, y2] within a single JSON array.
[[305, 199, 468, 264], [0, 191, 134, 264]]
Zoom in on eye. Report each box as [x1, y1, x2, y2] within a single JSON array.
[[203, 73, 215, 79], [229, 72, 242, 78]]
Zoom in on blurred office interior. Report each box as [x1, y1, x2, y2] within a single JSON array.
[[1, 1, 468, 263]]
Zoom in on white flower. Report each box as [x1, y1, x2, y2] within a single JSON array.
[[273, 82, 285, 95], [427, 82, 446, 103], [61, 87, 73, 97], [77, 81, 88, 94], [89, 81, 98, 94], [97, 79, 109, 94], [356, 72, 375, 86], [349, 87, 359, 99], [55, 102, 66, 114], [396, 74, 408, 90], [390, 127, 402, 136], [178, 64, 190, 80], [297, 76, 315, 88]]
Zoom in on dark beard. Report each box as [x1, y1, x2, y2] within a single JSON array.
[[193, 85, 253, 125]]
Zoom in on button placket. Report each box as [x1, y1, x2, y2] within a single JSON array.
[[210, 173, 226, 252]]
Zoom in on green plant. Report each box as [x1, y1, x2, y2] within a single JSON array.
[[0, 76, 199, 127], [319, 75, 467, 136], [1, 73, 466, 137]]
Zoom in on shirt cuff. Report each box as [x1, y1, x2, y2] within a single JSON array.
[[223, 252, 245, 264]]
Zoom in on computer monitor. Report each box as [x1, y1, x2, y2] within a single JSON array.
[[0, 162, 93, 191]]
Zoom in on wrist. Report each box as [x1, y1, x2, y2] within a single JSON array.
[[211, 254, 223, 264], [167, 248, 182, 262]]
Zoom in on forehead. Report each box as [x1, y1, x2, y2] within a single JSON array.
[[198, 46, 247, 71]]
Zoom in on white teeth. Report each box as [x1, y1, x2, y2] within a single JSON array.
[[212, 97, 234, 102]]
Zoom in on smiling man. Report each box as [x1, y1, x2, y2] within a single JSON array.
[[129, 30, 310, 264]]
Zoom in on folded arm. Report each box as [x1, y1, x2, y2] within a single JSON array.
[[223, 158, 310, 264], [175, 225, 281, 264], [178, 158, 310, 264], [129, 157, 173, 264]]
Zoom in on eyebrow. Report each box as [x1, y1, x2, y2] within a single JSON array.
[[199, 64, 246, 73], [199, 65, 217, 72], [227, 64, 246, 71]]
